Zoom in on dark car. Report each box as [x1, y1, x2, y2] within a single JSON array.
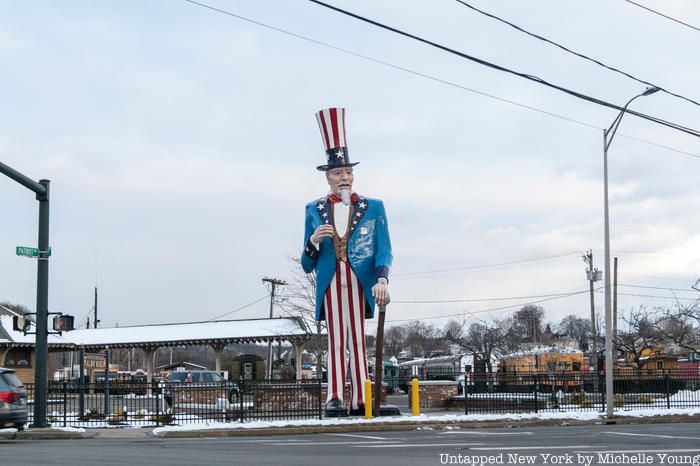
[[0, 368, 28, 430], [164, 371, 238, 407]]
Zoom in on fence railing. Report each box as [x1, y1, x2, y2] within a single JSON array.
[[26, 378, 323, 427], [462, 370, 700, 414]]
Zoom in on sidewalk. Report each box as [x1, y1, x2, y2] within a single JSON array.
[[4, 408, 699, 440]]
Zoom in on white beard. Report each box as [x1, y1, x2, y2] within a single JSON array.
[[340, 189, 351, 206]]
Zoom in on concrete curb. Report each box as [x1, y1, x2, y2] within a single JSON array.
[[15, 428, 96, 440], [152, 414, 700, 438]]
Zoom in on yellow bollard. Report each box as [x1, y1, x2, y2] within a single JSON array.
[[411, 378, 420, 416], [365, 379, 373, 419]]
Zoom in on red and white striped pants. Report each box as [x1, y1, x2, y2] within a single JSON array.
[[324, 261, 368, 410]]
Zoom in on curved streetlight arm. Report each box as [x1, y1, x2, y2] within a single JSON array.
[[604, 87, 661, 151], [605, 94, 644, 151]]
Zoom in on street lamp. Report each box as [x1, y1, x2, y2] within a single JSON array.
[[602, 86, 660, 418]]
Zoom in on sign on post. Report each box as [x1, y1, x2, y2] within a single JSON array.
[[16, 246, 51, 258]]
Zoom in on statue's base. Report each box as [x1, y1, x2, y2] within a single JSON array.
[[375, 404, 401, 416]]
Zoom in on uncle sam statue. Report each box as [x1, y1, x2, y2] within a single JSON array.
[[301, 107, 393, 417]]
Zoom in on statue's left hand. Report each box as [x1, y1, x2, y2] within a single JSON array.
[[372, 278, 390, 306]]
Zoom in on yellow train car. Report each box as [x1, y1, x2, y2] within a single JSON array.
[[498, 347, 588, 390]]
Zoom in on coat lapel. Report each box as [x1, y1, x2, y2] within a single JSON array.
[[315, 197, 331, 225], [349, 195, 368, 237]]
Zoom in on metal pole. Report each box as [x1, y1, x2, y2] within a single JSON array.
[[104, 348, 110, 416], [34, 179, 50, 427], [586, 251, 598, 377], [603, 132, 614, 418], [79, 347, 85, 417], [613, 257, 617, 354], [373, 304, 386, 417], [94, 287, 98, 328]]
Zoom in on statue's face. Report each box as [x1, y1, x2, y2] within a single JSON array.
[[326, 167, 354, 195]]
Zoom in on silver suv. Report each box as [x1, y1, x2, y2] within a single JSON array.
[[0, 368, 28, 430]]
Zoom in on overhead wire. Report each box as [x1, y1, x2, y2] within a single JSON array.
[[385, 288, 589, 323], [394, 290, 591, 304], [393, 251, 577, 278], [307, 0, 700, 138], [183, 0, 700, 159], [205, 295, 269, 321], [453, 0, 700, 108], [622, 0, 700, 33]]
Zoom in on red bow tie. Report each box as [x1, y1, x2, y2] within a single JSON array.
[[328, 192, 359, 204]]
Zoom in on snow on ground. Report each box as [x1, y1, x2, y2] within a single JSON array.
[[151, 408, 700, 435]]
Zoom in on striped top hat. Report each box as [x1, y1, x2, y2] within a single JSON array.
[[315, 107, 360, 171]]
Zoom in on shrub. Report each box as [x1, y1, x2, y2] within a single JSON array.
[[79, 409, 105, 421], [614, 394, 625, 407], [149, 414, 174, 425]]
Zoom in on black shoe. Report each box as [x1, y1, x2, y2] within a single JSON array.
[[325, 399, 348, 417], [348, 405, 365, 416]]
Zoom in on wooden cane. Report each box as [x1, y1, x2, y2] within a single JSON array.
[[373, 298, 388, 417]]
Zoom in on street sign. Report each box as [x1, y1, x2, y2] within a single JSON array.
[[16, 246, 51, 258]]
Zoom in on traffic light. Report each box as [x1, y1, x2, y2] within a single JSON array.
[[12, 316, 31, 334], [53, 314, 75, 333]]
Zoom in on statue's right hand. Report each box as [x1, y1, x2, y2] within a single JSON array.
[[311, 224, 335, 244]]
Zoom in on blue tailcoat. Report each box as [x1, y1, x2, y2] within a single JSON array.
[[301, 195, 393, 321]]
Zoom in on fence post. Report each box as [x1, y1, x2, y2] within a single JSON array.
[[78, 347, 85, 418], [664, 372, 670, 410], [63, 380, 67, 427], [464, 373, 468, 416], [239, 380, 245, 423], [533, 374, 539, 413], [155, 380, 160, 427], [318, 377, 323, 420]]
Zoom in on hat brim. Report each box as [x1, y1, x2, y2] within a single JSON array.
[[316, 162, 360, 171]]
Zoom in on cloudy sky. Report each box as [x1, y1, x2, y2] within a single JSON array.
[[0, 0, 698, 333]]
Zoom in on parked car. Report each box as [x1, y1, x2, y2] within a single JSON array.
[[164, 371, 238, 407], [0, 368, 28, 430]]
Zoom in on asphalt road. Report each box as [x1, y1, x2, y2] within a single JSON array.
[[1, 422, 699, 466]]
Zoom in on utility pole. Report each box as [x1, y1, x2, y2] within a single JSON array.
[[262, 277, 287, 379], [93, 286, 99, 328], [583, 250, 602, 376]]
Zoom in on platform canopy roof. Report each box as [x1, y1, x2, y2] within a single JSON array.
[[0, 316, 317, 350]]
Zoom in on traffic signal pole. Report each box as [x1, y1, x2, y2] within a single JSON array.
[[0, 161, 51, 427]]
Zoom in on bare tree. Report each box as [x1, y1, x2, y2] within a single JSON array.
[[401, 320, 448, 357], [615, 306, 663, 371], [513, 305, 545, 344], [0, 301, 32, 316], [557, 314, 591, 351], [657, 300, 700, 353], [444, 318, 504, 373], [383, 325, 406, 357], [278, 257, 326, 377]]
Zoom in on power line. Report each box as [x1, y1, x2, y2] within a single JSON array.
[[622, 0, 700, 33], [385, 289, 589, 323], [618, 283, 699, 293], [205, 295, 269, 321], [308, 0, 700, 138], [453, 0, 700, 108], [595, 290, 698, 301], [182, 0, 700, 159], [394, 290, 590, 304], [393, 252, 578, 278]]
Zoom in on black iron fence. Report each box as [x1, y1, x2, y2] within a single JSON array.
[[462, 370, 700, 414], [26, 378, 323, 427]]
